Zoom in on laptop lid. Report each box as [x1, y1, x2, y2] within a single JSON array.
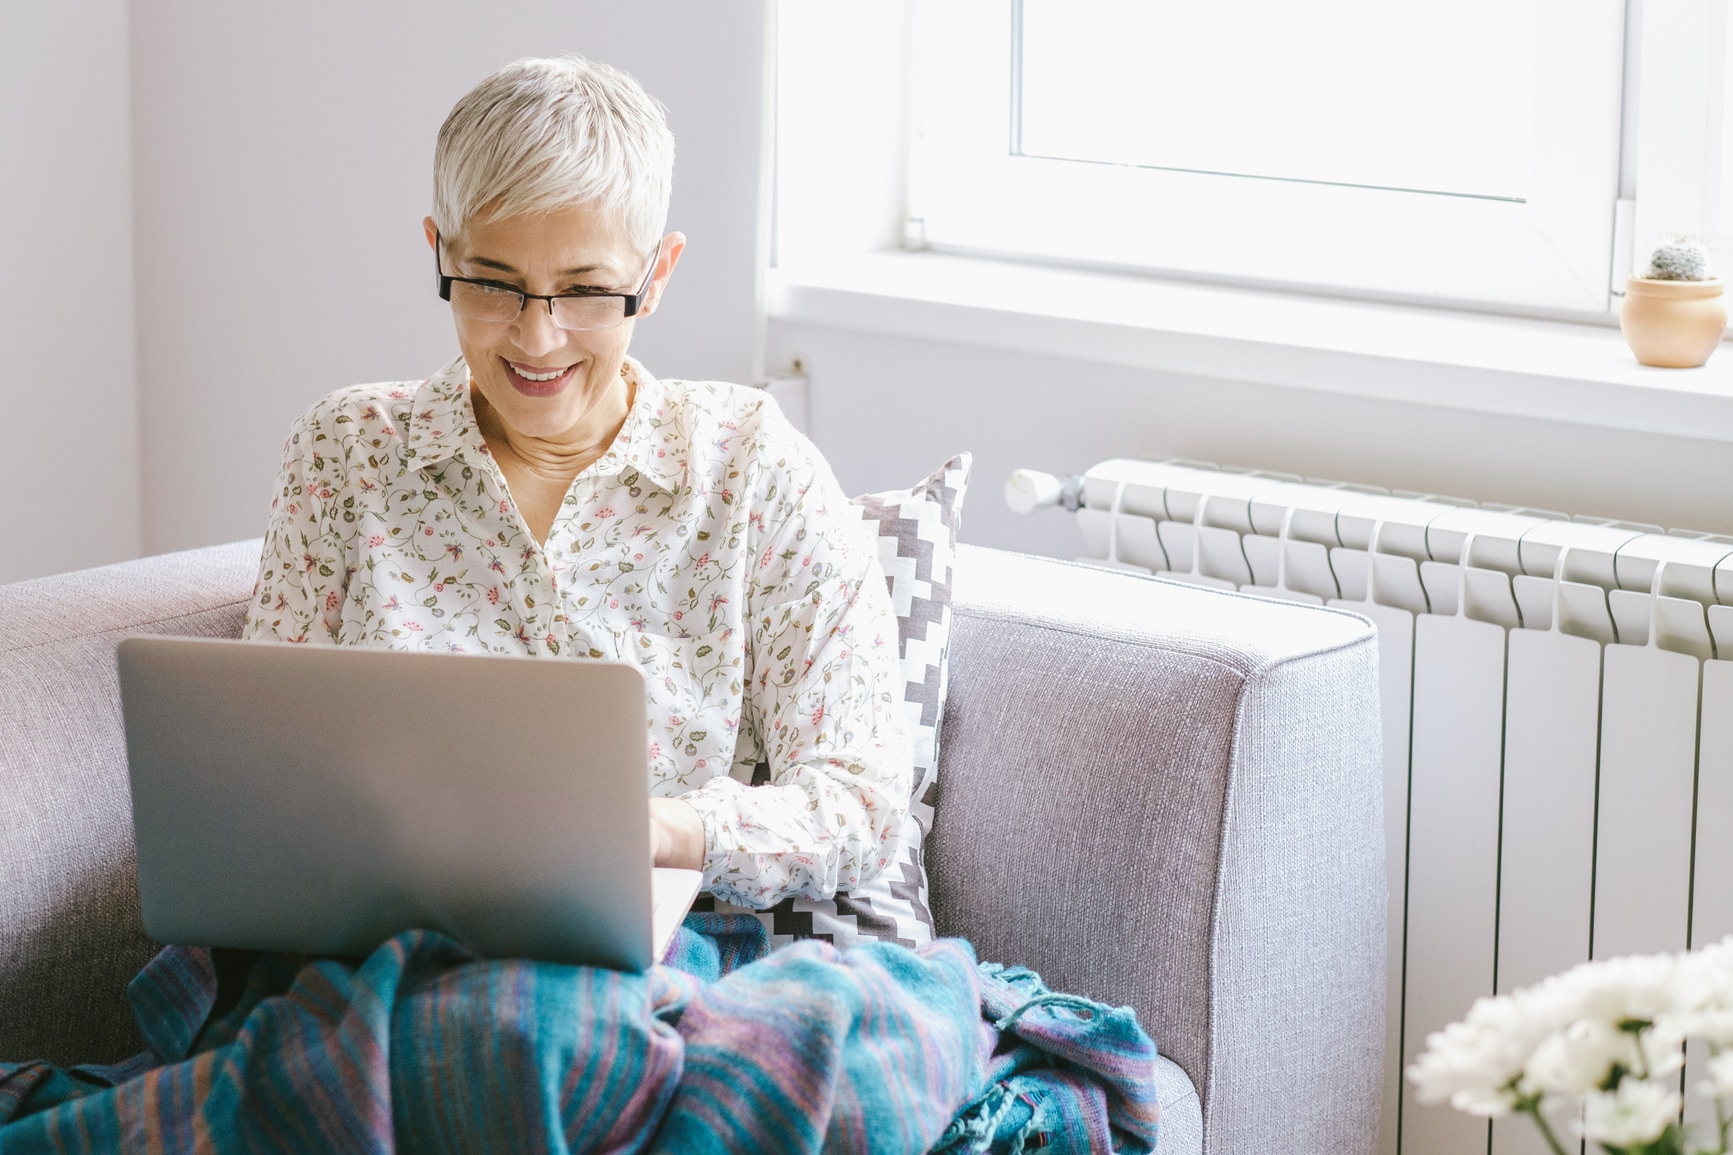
[[118, 636, 666, 971]]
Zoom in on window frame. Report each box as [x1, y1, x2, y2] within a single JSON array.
[[1632, 0, 1733, 283], [906, 0, 1628, 316]]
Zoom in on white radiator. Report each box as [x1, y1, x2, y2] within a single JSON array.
[[1013, 459, 1733, 1155]]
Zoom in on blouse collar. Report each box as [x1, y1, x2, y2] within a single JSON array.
[[404, 354, 685, 492]]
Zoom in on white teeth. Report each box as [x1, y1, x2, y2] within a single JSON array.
[[513, 365, 567, 382]]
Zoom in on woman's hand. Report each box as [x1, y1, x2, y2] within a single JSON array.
[[649, 797, 705, 870]]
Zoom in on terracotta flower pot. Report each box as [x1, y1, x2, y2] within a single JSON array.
[[1619, 276, 1726, 368]]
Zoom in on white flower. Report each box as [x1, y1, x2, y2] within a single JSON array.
[[1407, 1021, 1519, 1116], [1659, 1006, 1733, 1047], [1698, 1050, 1733, 1100], [1690, 935, 1733, 981], [1639, 1026, 1687, 1082], [1562, 952, 1686, 1026], [1656, 941, 1733, 1045], [1667, 942, 1733, 1017], [1419, 940, 1733, 1142], [1580, 1079, 1681, 1148], [1684, 929, 1733, 991], [1523, 1019, 1641, 1096], [1409, 988, 1574, 1117]]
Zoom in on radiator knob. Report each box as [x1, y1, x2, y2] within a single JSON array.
[[1006, 469, 1065, 514]]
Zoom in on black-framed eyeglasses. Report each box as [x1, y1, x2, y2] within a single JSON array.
[[434, 231, 661, 331]]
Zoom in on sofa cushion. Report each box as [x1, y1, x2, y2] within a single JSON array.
[[0, 540, 260, 1064], [1152, 1053, 1204, 1154]]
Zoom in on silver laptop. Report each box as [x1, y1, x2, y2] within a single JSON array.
[[117, 636, 700, 972]]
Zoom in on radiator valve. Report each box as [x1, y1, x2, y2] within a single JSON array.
[[1005, 469, 1083, 514]]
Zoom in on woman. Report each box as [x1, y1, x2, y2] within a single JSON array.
[[0, 58, 1160, 1155], [243, 55, 912, 912]]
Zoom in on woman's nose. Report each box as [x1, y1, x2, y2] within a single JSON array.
[[512, 300, 566, 356]]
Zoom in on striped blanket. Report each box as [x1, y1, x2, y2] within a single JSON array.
[[0, 916, 1160, 1153]]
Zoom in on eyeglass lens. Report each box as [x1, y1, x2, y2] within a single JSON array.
[[448, 282, 628, 331]]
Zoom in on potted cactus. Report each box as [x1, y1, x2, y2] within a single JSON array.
[[1620, 234, 1726, 367]]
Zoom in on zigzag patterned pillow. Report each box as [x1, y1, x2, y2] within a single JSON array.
[[694, 453, 972, 948]]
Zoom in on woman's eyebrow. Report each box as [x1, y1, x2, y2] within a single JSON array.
[[464, 255, 609, 277]]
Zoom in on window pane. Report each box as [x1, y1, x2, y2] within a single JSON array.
[[1017, 0, 1536, 202]]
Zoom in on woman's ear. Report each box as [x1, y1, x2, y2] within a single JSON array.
[[642, 231, 687, 315], [422, 216, 439, 251]]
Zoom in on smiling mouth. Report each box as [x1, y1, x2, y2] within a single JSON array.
[[502, 358, 578, 397]]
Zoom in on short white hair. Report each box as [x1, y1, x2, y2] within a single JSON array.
[[432, 55, 675, 253]]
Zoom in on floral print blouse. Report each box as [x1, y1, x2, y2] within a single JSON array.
[[242, 354, 912, 909]]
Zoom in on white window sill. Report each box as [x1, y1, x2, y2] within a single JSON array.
[[764, 251, 1733, 445]]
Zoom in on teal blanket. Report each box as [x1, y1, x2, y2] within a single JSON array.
[[0, 916, 1161, 1153]]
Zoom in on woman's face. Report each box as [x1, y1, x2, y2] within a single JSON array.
[[423, 205, 683, 442]]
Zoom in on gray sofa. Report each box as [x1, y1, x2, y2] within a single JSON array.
[[0, 539, 1386, 1154]]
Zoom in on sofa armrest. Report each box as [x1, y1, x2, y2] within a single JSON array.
[[0, 540, 262, 1065], [927, 545, 1384, 1155]]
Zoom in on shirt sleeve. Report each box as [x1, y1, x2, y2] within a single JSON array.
[[241, 415, 347, 644], [679, 415, 913, 909]]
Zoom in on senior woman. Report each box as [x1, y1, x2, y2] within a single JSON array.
[[0, 56, 1164, 1154], [242, 55, 912, 912]]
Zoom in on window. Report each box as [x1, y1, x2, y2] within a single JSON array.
[[1016, 2, 1533, 203], [905, 0, 1626, 313]]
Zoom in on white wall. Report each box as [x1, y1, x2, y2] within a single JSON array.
[[130, 1, 768, 558], [767, 320, 1733, 559], [774, 2, 908, 265], [0, 2, 141, 583], [10, 4, 1723, 580]]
